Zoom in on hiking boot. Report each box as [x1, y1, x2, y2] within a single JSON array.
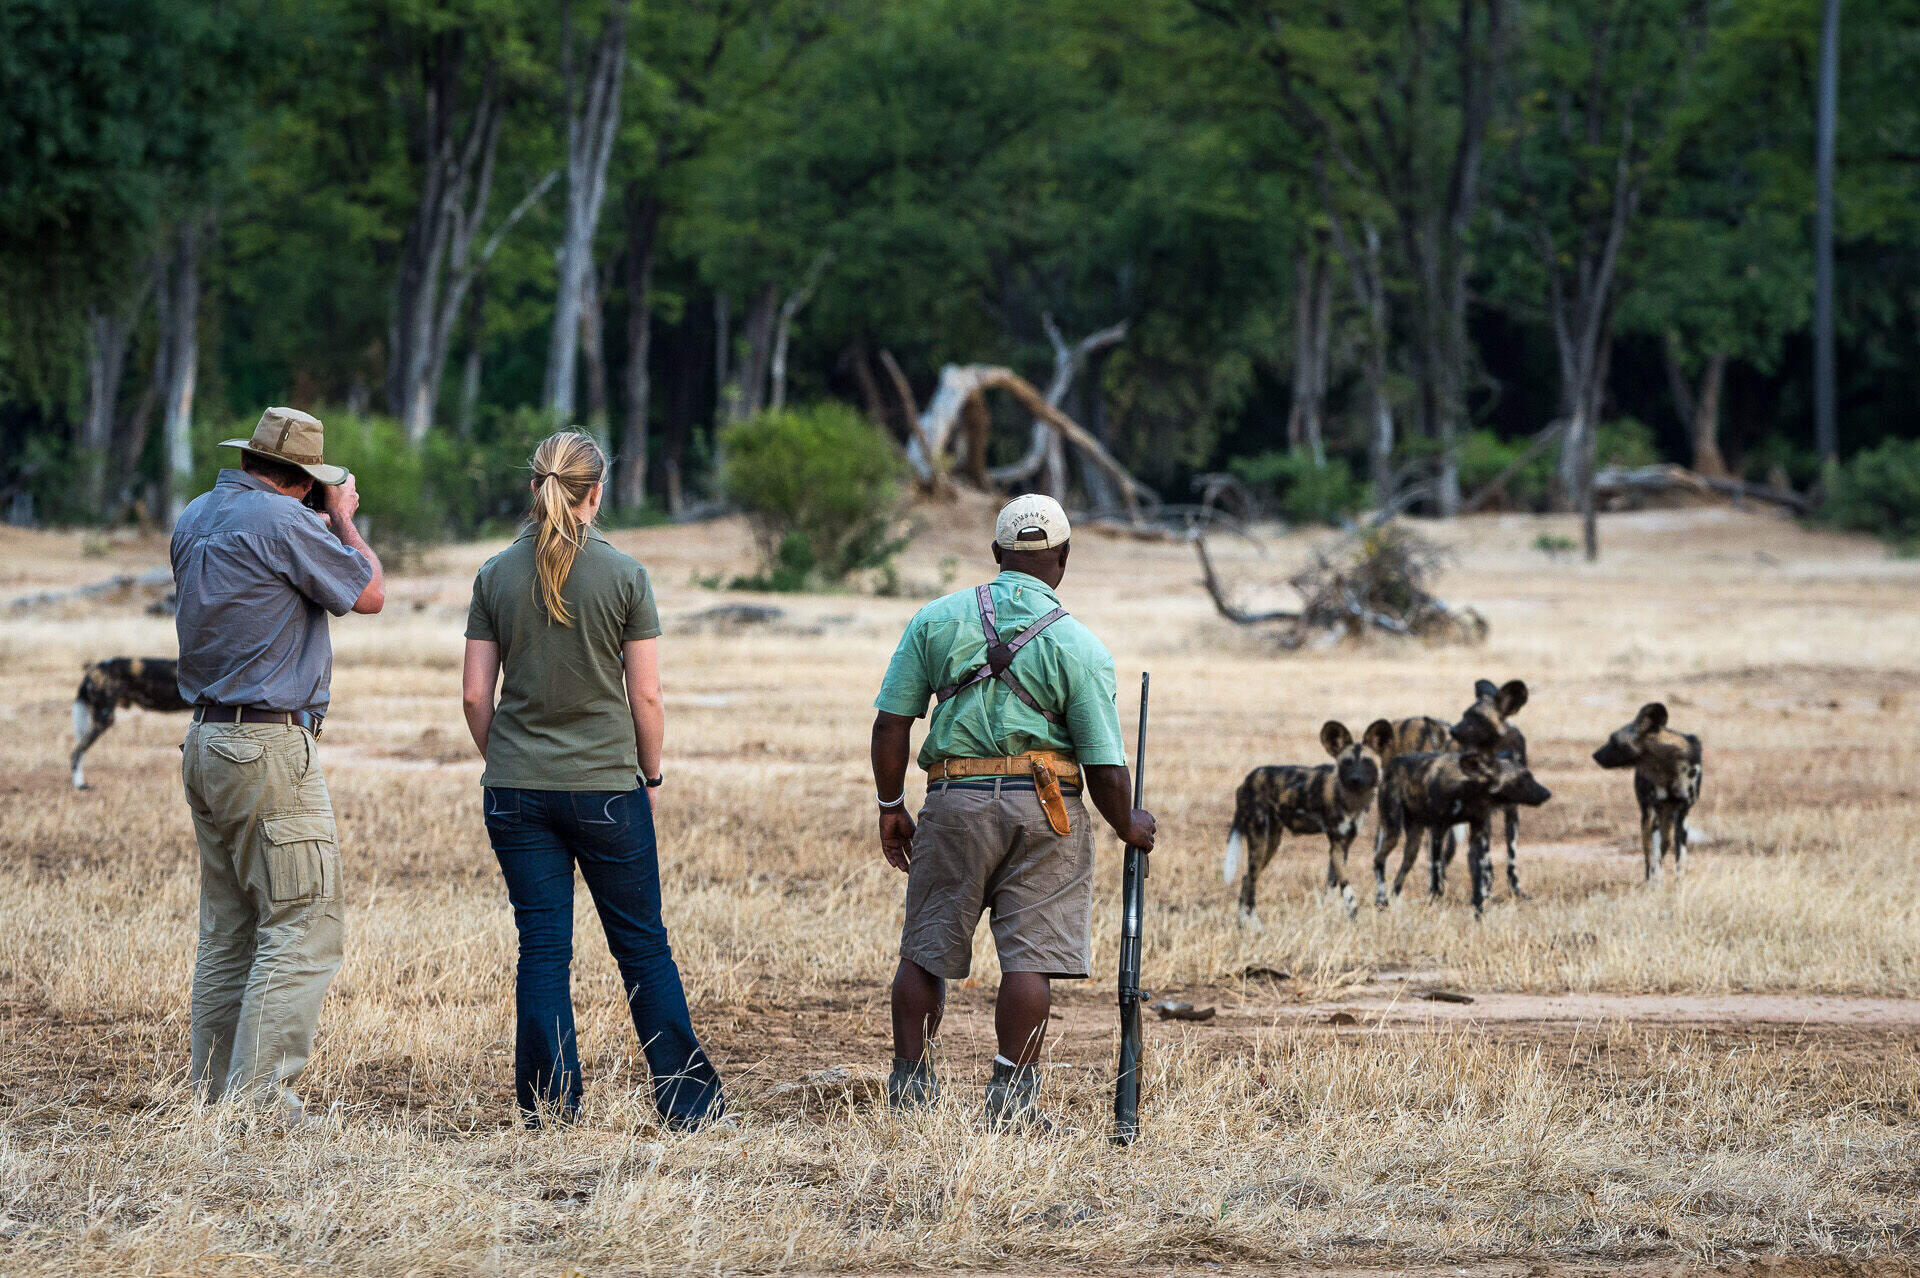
[[886, 1056, 940, 1111], [981, 1060, 1053, 1134]]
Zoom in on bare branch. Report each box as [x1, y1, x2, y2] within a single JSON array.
[[1194, 532, 1301, 626]]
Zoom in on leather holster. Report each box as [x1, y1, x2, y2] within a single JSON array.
[[1028, 757, 1072, 837]]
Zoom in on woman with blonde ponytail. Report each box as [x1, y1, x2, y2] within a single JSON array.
[[461, 431, 725, 1129]]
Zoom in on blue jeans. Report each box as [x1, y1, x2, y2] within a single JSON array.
[[482, 785, 724, 1127]]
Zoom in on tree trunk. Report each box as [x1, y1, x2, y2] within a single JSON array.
[[1076, 347, 1120, 510], [1332, 219, 1395, 504], [666, 314, 698, 514], [457, 342, 484, 439], [769, 251, 830, 413], [1545, 123, 1639, 553], [81, 305, 140, 516], [713, 291, 731, 415], [579, 262, 611, 454], [1812, 0, 1840, 466], [1305, 244, 1331, 467], [116, 322, 166, 516], [1690, 353, 1727, 479], [1691, 353, 1727, 479], [615, 190, 659, 511], [848, 340, 888, 429], [1286, 242, 1332, 467], [390, 50, 497, 442], [160, 218, 203, 522], [879, 349, 950, 499], [544, 0, 630, 422], [388, 43, 556, 444], [727, 282, 779, 422], [960, 389, 991, 488], [455, 278, 487, 438], [1040, 417, 1069, 500]]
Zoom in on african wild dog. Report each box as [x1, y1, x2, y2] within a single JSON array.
[[1381, 682, 1533, 891], [70, 657, 190, 789], [1450, 678, 1529, 753], [1448, 679, 1531, 898], [1384, 716, 1453, 762], [1223, 718, 1395, 922], [1371, 748, 1551, 916], [1592, 702, 1703, 882]]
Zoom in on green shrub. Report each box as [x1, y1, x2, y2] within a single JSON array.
[[1532, 532, 1576, 558], [1596, 417, 1662, 470], [1228, 451, 1369, 524], [1744, 435, 1819, 491], [1455, 429, 1553, 508], [14, 433, 89, 524], [1818, 437, 1920, 549], [419, 406, 558, 537], [720, 402, 907, 589]]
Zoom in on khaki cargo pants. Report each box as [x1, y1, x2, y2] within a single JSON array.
[[181, 722, 342, 1120], [901, 779, 1095, 980]]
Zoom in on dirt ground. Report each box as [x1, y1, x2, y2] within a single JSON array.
[[4, 500, 1920, 1274]]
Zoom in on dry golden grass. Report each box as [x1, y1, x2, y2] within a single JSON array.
[[4, 502, 1920, 1273]]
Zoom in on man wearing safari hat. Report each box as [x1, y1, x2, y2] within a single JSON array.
[[170, 407, 385, 1126], [870, 493, 1155, 1131]]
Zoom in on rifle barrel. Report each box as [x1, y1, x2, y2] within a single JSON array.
[[1113, 671, 1149, 1145]]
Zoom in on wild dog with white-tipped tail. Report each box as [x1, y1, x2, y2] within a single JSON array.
[[1224, 719, 1394, 921], [1592, 702, 1703, 882], [70, 657, 190, 789]]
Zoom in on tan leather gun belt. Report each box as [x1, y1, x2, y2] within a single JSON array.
[[927, 751, 1080, 836]]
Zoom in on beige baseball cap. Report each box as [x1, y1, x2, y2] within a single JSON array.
[[995, 493, 1071, 549], [218, 407, 349, 485]]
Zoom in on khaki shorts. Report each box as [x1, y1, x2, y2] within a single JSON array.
[[901, 778, 1095, 980]]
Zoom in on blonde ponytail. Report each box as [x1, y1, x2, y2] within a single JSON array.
[[527, 431, 606, 625]]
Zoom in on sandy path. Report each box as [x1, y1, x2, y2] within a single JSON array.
[[1257, 990, 1920, 1029]]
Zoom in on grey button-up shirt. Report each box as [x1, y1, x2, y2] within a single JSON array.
[[170, 469, 373, 712]]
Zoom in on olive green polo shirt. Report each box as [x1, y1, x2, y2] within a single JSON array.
[[875, 570, 1127, 772], [465, 527, 661, 791]]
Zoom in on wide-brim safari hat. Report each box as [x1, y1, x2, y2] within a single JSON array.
[[218, 407, 348, 485]]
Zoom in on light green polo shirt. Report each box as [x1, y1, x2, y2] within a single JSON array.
[[466, 527, 661, 791], [874, 570, 1127, 771]]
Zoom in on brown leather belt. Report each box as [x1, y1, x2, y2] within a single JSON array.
[[927, 751, 1079, 835], [194, 704, 324, 737]]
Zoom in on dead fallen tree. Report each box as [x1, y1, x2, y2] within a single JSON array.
[[5, 567, 172, 613], [1195, 525, 1486, 648], [1594, 462, 1810, 514], [892, 361, 1159, 523], [988, 314, 1128, 496]]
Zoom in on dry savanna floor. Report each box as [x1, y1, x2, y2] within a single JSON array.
[[3, 500, 1920, 1275]]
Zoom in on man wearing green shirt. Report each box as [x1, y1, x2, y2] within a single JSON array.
[[871, 494, 1156, 1130]]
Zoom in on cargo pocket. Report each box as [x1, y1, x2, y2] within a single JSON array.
[[207, 736, 266, 765], [260, 810, 338, 903]]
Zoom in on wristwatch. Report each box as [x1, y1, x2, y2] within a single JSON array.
[[643, 773, 664, 788]]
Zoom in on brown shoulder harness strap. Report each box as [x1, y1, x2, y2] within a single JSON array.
[[932, 584, 1069, 725]]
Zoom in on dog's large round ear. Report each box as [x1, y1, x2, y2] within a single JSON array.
[[1474, 678, 1499, 701], [1363, 718, 1396, 756], [1497, 679, 1529, 716], [1320, 720, 1354, 757], [1635, 701, 1668, 733]]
